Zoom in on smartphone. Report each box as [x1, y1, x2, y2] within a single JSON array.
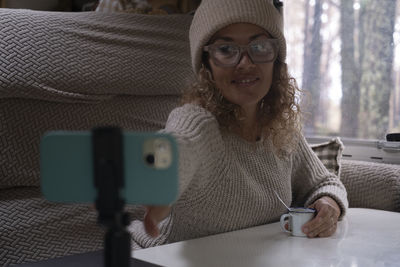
[[40, 131, 178, 205]]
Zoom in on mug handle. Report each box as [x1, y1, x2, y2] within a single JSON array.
[[280, 214, 291, 233]]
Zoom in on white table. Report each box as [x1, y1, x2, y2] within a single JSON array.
[[132, 208, 400, 267]]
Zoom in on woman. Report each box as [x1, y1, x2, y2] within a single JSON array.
[[130, 0, 348, 248]]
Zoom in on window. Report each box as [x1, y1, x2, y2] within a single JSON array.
[[284, 0, 400, 141]]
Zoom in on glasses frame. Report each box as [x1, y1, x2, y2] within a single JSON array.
[[203, 38, 279, 68]]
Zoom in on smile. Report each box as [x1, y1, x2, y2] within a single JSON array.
[[232, 78, 260, 85]]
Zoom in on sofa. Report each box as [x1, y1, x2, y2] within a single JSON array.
[[0, 8, 399, 266]]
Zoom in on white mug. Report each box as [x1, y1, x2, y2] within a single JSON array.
[[280, 208, 316, 237]]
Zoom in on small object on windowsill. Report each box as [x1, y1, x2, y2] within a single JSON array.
[[386, 133, 400, 142]]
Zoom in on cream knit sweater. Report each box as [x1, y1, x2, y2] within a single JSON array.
[[129, 104, 348, 248]]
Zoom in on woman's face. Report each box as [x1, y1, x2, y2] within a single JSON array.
[[207, 23, 275, 112]]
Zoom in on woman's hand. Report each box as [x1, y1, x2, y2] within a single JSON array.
[[144, 205, 172, 237], [302, 196, 341, 238]]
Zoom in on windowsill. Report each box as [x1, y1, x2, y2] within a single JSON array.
[[307, 136, 400, 165]]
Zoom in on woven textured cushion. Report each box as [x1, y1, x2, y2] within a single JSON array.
[[310, 139, 400, 212], [0, 187, 103, 266], [0, 9, 194, 189], [341, 160, 400, 212], [0, 9, 193, 99], [0, 96, 179, 189], [310, 137, 344, 177], [0, 187, 146, 266]]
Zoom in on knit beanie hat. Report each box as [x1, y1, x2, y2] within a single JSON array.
[[189, 0, 286, 74]]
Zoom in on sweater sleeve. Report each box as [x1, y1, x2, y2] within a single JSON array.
[[291, 134, 348, 219], [160, 104, 225, 197]]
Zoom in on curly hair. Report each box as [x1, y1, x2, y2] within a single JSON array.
[[181, 60, 303, 156]]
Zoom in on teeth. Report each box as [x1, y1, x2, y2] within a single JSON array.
[[237, 78, 257, 84]]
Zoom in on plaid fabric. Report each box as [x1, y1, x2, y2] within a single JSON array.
[[310, 137, 344, 177], [95, 0, 149, 12], [95, 0, 199, 14], [96, 0, 124, 12]]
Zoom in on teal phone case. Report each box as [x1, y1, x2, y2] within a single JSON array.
[[40, 131, 178, 205]]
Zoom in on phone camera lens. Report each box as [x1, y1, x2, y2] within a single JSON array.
[[145, 154, 155, 165]]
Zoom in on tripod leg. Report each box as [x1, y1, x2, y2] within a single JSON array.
[[105, 227, 131, 267]]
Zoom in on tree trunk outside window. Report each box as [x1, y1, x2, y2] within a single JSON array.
[[340, 0, 359, 138], [302, 0, 323, 135], [358, 0, 397, 139]]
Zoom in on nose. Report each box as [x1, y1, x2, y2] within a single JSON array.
[[236, 51, 254, 69]]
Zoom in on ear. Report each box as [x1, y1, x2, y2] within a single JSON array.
[[202, 52, 211, 69], [202, 54, 216, 79]]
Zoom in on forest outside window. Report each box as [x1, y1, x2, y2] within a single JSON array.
[[284, 0, 400, 140]]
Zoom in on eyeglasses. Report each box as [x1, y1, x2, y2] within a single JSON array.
[[203, 39, 279, 67]]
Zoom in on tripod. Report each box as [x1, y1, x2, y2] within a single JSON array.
[[92, 127, 131, 267]]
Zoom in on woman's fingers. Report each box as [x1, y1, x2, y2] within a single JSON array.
[[302, 197, 340, 238], [302, 206, 328, 235], [144, 205, 172, 237], [303, 214, 328, 237], [318, 221, 337, 237], [305, 214, 335, 237]]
